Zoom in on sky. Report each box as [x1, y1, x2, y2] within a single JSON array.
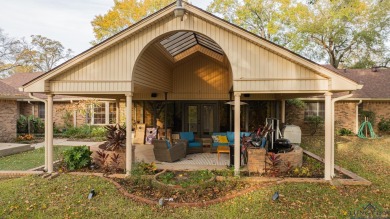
[[0, 0, 212, 55]]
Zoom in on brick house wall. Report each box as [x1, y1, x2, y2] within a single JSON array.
[[286, 100, 358, 136], [0, 100, 18, 142], [334, 102, 357, 133], [362, 101, 390, 132]]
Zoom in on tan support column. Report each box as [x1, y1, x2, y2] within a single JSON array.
[[125, 93, 133, 175], [116, 99, 120, 124], [47, 94, 54, 173], [281, 99, 286, 124], [324, 92, 332, 180], [234, 93, 241, 176], [44, 101, 48, 171]]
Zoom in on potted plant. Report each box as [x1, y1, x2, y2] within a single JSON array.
[[91, 124, 135, 172]]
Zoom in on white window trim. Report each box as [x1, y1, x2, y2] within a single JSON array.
[[90, 101, 116, 125], [304, 102, 324, 120]]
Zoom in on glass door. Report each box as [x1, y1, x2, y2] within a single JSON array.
[[184, 103, 218, 138]]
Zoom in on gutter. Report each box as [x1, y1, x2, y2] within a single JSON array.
[[356, 100, 363, 133], [28, 93, 48, 171], [331, 92, 353, 177]]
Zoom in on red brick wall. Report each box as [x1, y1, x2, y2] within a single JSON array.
[[0, 100, 17, 142], [362, 101, 390, 132], [334, 102, 357, 133], [286, 100, 358, 136]]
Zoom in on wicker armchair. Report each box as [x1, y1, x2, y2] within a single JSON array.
[[152, 139, 186, 162]]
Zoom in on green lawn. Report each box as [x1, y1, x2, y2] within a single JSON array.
[[0, 146, 67, 170], [0, 137, 389, 218]]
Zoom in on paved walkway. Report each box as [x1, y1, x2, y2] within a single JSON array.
[[31, 139, 103, 149]]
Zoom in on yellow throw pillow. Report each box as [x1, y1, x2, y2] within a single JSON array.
[[218, 135, 229, 143]]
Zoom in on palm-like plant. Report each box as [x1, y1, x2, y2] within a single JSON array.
[[103, 124, 126, 151]]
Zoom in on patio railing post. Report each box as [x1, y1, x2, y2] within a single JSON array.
[[234, 92, 241, 176]]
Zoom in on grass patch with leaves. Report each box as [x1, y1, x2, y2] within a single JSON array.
[[0, 136, 389, 218], [0, 146, 67, 171]]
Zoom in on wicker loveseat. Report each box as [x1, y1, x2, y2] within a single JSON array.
[[152, 139, 186, 162]]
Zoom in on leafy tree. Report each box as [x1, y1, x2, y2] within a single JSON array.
[[22, 35, 73, 72], [0, 30, 72, 77], [207, 0, 292, 46], [0, 29, 25, 77], [207, 0, 390, 68], [91, 0, 172, 44], [288, 0, 390, 68]]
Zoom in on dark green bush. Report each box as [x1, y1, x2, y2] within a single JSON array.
[[359, 110, 375, 127], [306, 116, 324, 136], [62, 146, 92, 170], [338, 128, 353, 136], [378, 117, 390, 132], [17, 115, 44, 134]]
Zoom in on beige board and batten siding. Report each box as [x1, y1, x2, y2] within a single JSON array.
[[27, 5, 353, 95], [170, 53, 230, 100]]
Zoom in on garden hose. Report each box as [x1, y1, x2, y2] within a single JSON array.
[[357, 121, 377, 139]]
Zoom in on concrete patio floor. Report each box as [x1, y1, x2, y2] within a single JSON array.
[[134, 144, 231, 171]]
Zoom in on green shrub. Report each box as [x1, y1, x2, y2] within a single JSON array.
[[17, 115, 28, 133], [17, 115, 44, 134], [338, 128, 353, 136], [306, 116, 324, 136], [91, 126, 106, 137], [359, 110, 375, 127], [62, 146, 92, 170], [378, 117, 390, 132], [62, 125, 106, 139], [131, 161, 157, 176]]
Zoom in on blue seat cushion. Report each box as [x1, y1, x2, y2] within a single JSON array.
[[189, 142, 202, 147], [166, 140, 171, 149], [227, 132, 234, 142], [180, 132, 194, 142], [212, 142, 228, 147], [241, 132, 252, 137]]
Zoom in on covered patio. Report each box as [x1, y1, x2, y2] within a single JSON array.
[[21, 2, 361, 180]]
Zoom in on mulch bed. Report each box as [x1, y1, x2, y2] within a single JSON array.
[[114, 175, 252, 203]]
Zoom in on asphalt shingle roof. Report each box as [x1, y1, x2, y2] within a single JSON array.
[[323, 65, 390, 99]]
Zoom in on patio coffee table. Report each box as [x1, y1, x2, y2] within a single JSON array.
[[217, 146, 230, 161]]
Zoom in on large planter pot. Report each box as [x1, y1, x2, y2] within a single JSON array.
[[90, 144, 135, 170], [277, 146, 303, 172]]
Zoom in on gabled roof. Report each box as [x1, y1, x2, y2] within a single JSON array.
[[21, 2, 361, 92]]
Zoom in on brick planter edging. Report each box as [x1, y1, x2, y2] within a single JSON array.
[[107, 176, 272, 207]]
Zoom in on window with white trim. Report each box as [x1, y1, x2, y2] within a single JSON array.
[[304, 102, 325, 120], [86, 102, 117, 125]]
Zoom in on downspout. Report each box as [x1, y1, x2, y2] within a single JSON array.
[[356, 100, 363, 134], [29, 93, 48, 172], [331, 92, 353, 177]]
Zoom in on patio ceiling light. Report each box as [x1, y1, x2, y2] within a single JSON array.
[[225, 101, 248, 105], [174, 0, 185, 20]]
